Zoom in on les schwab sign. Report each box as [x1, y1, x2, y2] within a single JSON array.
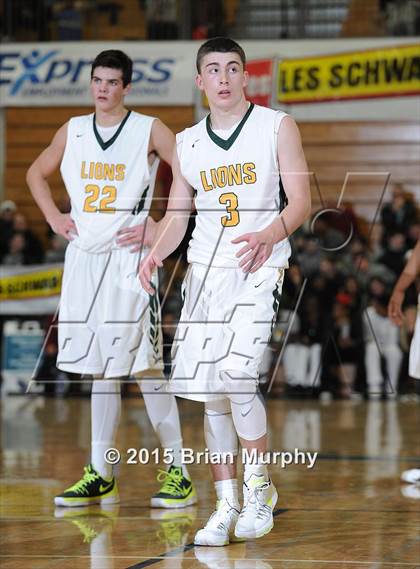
[[276, 43, 420, 104]]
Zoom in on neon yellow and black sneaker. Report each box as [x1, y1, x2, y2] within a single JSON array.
[[54, 504, 120, 544], [150, 506, 197, 547], [54, 464, 119, 507], [151, 465, 197, 509]]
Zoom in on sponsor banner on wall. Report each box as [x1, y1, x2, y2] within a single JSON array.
[[1, 39, 418, 119], [0, 42, 196, 106], [276, 43, 420, 105], [0, 264, 63, 315]]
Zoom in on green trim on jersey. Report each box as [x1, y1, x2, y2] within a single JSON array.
[[206, 103, 254, 151], [149, 290, 161, 360], [131, 185, 150, 215], [93, 110, 132, 150]]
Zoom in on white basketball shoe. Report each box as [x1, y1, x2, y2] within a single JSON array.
[[194, 497, 242, 546], [234, 473, 278, 540], [401, 468, 420, 484]]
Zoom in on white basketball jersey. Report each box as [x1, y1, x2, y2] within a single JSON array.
[[176, 103, 291, 268], [61, 111, 158, 253]]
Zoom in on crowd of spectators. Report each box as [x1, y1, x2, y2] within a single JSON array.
[[1, 183, 418, 398], [269, 184, 419, 399], [0, 199, 67, 266]]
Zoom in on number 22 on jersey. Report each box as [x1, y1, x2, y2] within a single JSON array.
[[83, 184, 116, 213]]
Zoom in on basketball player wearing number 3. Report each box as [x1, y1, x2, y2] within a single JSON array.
[[139, 38, 311, 545]]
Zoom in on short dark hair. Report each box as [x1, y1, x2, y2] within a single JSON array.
[[196, 37, 246, 73], [91, 50, 133, 87]]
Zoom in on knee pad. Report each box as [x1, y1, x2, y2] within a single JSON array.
[[220, 371, 267, 441], [204, 399, 238, 456]]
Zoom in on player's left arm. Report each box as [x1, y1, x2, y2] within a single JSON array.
[[117, 119, 175, 250], [233, 116, 311, 273]]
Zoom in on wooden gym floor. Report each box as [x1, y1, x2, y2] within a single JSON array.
[[0, 396, 419, 568]]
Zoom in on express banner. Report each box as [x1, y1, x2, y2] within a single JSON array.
[[0, 42, 196, 106], [276, 43, 420, 105]]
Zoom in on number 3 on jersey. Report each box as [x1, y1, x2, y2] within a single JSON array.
[[83, 184, 116, 213], [219, 192, 239, 227]]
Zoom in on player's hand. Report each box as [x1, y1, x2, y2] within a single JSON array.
[[116, 217, 157, 252], [388, 290, 405, 326], [48, 212, 78, 241], [232, 228, 275, 273], [139, 252, 163, 294]]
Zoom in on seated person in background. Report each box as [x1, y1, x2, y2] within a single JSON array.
[[364, 293, 402, 399], [380, 184, 417, 243], [12, 213, 44, 263], [0, 200, 17, 262], [45, 234, 68, 263], [3, 233, 26, 266]]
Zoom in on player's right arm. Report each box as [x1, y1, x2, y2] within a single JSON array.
[[139, 146, 193, 294], [26, 122, 78, 240], [388, 239, 420, 326]]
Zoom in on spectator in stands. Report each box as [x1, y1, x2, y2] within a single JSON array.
[[367, 276, 389, 304], [0, 200, 17, 262], [378, 232, 407, 277], [297, 235, 323, 277], [364, 293, 402, 398], [318, 257, 343, 303], [53, 1, 82, 41], [330, 297, 364, 399], [192, 0, 225, 39], [299, 295, 325, 391], [406, 223, 420, 250], [280, 263, 304, 308], [2, 233, 26, 265], [312, 215, 344, 250], [341, 275, 363, 314], [45, 234, 67, 263], [380, 184, 417, 242], [144, 0, 178, 39], [351, 253, 394, 288], [12, 213, 44, 263], [320, 201, 361, 241]]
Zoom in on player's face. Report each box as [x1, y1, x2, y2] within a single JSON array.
[[196, 52, 248, 109], [90, 67, 131, 112]]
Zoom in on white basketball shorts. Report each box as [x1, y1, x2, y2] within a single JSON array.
[[57, 244, 163, 378], [169, 263, 285, 402]]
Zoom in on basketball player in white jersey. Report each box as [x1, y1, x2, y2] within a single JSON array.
[[388, 239, 420, 484], [140, 38, 311, 545], [27, 50, 196, 509]]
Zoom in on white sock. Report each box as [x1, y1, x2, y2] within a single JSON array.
[[215, 479, 239, 508], [91, 379, 121, 480], [244, 462, 269, 481]]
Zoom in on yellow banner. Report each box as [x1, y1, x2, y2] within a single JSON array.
[[276, 44, 420, 104], [0, 267, 63, 301]]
